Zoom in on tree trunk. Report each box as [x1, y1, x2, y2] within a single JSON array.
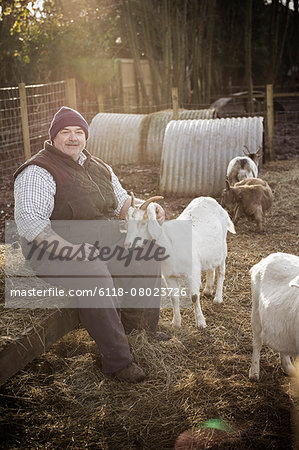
[[172, 1, 188, 106], [161, 0, 172, 107], [267, 0, 290, 85], [123, 0, 149, 109], [190, 0, 200, 105], [274, 0, 290, 83], [140, 0, 162, 107], [203, 0, 216, 105], [245, 0, 254, 113]]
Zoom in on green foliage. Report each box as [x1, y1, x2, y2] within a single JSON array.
[[71, 57, 118, 86], [0, 0, 297, 96], [0, 0, 32, 35]]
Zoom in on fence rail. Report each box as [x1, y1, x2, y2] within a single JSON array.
[[1, 80, 299, 176]]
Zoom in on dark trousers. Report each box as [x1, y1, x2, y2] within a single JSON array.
[[35, 235, 161, 373]]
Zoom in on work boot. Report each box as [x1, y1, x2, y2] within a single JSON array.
[[94, 354, 102, 370], [148, 331, 170, 341], [95, 356, 145, 383], [113, 362, 146, 383]]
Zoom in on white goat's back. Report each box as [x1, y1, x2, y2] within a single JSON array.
[[250, 252, 299, 355], [178, 197, 235, 232], [178, 197, 235, 270]]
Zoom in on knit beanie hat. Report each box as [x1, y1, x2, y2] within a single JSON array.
[[49, 106, 89, 141]]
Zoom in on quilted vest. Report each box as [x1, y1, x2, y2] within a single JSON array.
[[14, 141, 118, 221], [14, 142, 120, 268]]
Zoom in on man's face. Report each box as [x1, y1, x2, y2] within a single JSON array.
[[53, 126, 86, 161]]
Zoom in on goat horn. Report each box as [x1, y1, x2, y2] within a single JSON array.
[[243, 145, 250, 155], [140, 196, 164, 211], [130, 192, 135, 208]]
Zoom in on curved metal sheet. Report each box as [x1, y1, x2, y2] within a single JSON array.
[[87, 113, 147, 164], [145, 109, 216, 162], [160, 117, 264, 196]]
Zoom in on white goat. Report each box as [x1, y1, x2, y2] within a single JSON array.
[[226, 146, 262, 186], [125, 195, 235, 329], [249, 252, 299, 380]]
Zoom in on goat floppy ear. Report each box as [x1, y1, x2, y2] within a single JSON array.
[[146, 203, 162, 241], [130, 192, 135, 208], [225, 179, 230, 190], [146, 203, 157, 220]]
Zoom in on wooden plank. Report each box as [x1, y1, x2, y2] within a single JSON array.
[[65, 78, 77, 110], [97, 94, 104, 112], [123, 90, 129, 114], [172, 87, 179, 120], [0, 309, 79, 386], [19, 83, 31, 161], [273, 92, 299, 97]]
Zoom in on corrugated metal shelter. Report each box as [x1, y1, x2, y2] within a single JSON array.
[[87, 113, 147, 164], [160, 117, 264, 196], [144, 109, 216, 162]]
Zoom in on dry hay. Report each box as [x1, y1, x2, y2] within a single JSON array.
[[0, 160, 298, 449]]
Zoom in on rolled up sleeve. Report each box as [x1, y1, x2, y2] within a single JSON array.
[[14, 166, 56, 242]]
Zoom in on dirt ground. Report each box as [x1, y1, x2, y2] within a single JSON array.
[[0, 159, 299, 449]]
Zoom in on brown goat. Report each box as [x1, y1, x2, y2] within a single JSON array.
[[221, 178, 268, 214], [221, 178, 273, 232]]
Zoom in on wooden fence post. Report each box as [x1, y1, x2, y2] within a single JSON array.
[[66, 78, 77, 110], [19, 83, 31, 161], [97, 94, 104, 113], [139, 86, 144, 113], [266, 84, 275, 160], [172, 87, 179, 120], [123, 90, 129, 114]]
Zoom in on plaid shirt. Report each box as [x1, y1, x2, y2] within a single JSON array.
[[14, 152, 130, 241]]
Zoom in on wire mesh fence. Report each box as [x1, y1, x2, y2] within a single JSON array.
[[1, 80, 299, 179], [274, 108, 299, 159], [0, 81, 67, 176], [26, 81, 67, 157], [0, 86, 22, 175]]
